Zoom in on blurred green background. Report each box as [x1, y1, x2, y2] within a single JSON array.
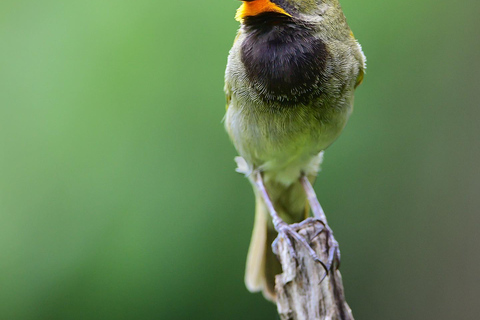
[[1, 0, 479, 319]]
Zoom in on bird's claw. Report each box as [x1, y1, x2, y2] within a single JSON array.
[[272, 218, 340, 279]]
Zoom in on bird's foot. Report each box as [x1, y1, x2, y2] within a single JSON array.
[[272, 217, 339, 279], [254, 170, 339, 279]]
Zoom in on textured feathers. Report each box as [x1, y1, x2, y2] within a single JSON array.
[[225, 0, 365, 302], [241, 13, 329, 104]]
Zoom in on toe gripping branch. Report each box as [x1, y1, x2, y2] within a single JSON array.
[[254, 171, 341, 280], [252, 168, 353, 319]]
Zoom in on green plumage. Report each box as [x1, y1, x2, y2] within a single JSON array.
[[225, 0, 365, 301]]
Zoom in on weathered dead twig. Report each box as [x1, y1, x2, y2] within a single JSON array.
[[274, 220, 354, 320]]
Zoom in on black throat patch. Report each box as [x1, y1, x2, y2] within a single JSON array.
[[241, 12, 329, 105]]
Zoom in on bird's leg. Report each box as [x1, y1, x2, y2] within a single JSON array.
[[253, 171, 329, 274], [300, 175, 341, 271]]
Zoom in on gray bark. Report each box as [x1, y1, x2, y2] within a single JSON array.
[[274, 220, 354, 320]]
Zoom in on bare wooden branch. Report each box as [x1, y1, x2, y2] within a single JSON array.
[[274, 220, 354, 320]]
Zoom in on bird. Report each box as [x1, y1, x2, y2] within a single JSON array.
[[224, 0, 366, 301]]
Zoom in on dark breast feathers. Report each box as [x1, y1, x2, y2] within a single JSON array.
[[241, 12, 330, 105]]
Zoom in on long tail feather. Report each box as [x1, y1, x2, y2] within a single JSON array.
[[245, 194, 268, 293]]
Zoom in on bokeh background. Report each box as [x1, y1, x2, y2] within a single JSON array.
[[1, 0, 479, 319]]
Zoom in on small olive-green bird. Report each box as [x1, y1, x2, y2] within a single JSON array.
[[224, 0, 365, 301]]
